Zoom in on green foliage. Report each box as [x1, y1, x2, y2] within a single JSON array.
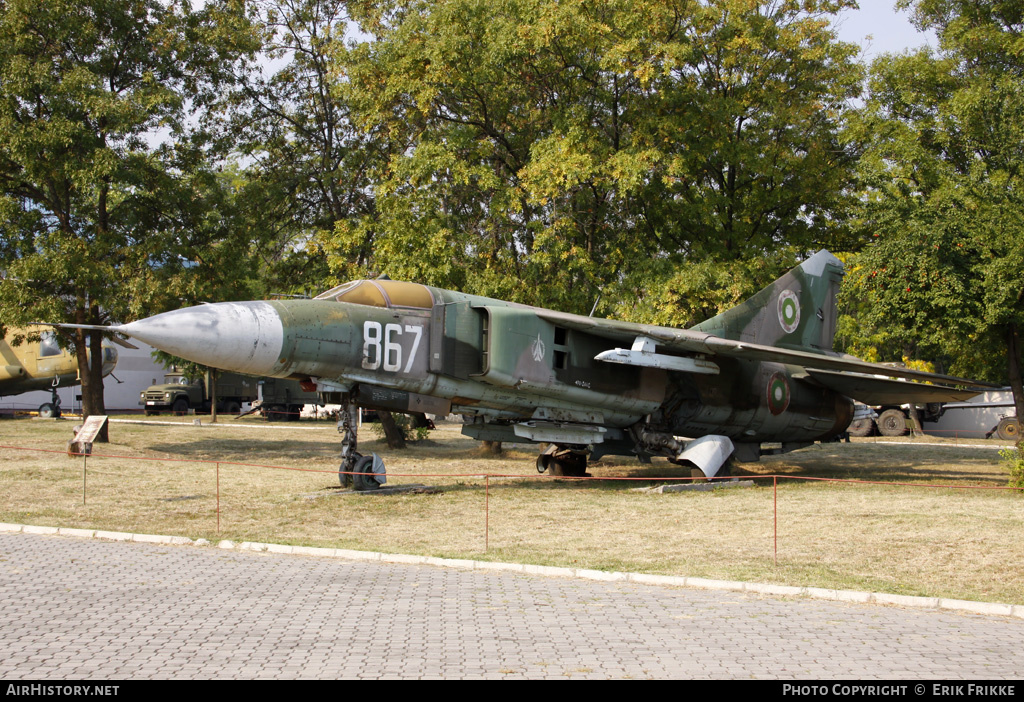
[[840, 0, 1024, 406], [1000, 446, 1024, 491], [0, 0, 261, 417], [225, 0, 392, 296], [0, 0, 261, 306], [838, 0, 1024, 441], [612, 248, 801, 327], [325, 0, 863, 318], [368, 413, 432, 443]]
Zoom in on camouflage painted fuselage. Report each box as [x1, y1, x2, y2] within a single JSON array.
[[249, 252, 852, 453], [99, 250, 985, 463]]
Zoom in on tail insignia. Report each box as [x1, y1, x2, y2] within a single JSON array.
[[777, 290, 800, 334]]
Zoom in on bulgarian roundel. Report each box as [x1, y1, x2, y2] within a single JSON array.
[[777, 289, 800, 334], [766, 372, 790, 415]]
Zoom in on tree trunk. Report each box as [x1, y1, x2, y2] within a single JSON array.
[[1007, 323, 1024, 450], [208, 369, 218, 424], [378, 410, 406, 449], [76, 326, 108, 442], [907, 404, 922, 438]]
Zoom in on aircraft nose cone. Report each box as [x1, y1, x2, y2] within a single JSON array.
[[120, 302, 284, 375]]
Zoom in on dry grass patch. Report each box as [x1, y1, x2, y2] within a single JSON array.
[[1, 416, 1021, 604]]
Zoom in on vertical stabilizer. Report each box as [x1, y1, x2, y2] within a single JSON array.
[[689, 250, 845, 351]]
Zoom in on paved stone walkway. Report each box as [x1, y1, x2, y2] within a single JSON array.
[[1, 532, 1021, 679]]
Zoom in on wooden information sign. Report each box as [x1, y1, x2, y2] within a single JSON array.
[[68, 415, 108, 456]]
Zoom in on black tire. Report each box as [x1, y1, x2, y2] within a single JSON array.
[[996, 418, 1019, 441], [172, 398, 189, 416], [38, 403, 55, 419], [548, 453, 588, 477], [876, 409, 907, 437], [847, 418, 874, 437], [338, 452, 360, 488], [288, 405, 301, 421], [224, 401, 241, 415], [265, 405, 285, 421], [352, 455, 380, 491]]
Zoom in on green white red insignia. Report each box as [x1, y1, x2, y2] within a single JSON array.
[[777, 289, 800, 334], [767, 372, 790, 415]]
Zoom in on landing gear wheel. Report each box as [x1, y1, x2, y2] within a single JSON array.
[[536, 444, 556, 474], [352, 455, 380, 491], [42, 388, 62, 419], [548, 452, 589, 477], [338, 451, 360, 488], [172, 398, 189, 416], [876, 409, 907, 437], [996, 417, 1019, 441], [847, 418, 874, 437]]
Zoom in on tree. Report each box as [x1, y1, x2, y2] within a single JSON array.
[[225, 0, 394, 296], [326, 0, 863, 320], [843, 0, 1024, 433], [0, 0, 257, 437]]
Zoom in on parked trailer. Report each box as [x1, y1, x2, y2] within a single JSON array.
[[921, 388, 1018, 440], [258, 377, 324, 421], [847, 402, 944, 437], [848, 389, 1018, 440]]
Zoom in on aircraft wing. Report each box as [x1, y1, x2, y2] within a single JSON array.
[[534, 309, 994, 402], [799, 369, 978, 404]]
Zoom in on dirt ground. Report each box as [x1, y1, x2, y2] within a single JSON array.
[[1, 415, 1021, 604]]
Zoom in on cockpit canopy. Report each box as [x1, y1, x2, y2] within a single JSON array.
[[315, 280, 435, 310]]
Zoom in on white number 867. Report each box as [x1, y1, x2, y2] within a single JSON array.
[[361, 321, 423, 374]]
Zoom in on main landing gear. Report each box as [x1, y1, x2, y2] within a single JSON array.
[[337, 402, 386, 491], [535, 444, 590, 477]]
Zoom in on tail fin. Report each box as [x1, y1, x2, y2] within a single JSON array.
[[689, 250, 845, 351]]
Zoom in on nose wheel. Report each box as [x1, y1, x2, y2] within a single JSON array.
[[38, 387, 62, 419], [337, 403, 385, 490]]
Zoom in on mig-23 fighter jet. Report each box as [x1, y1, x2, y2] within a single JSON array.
[[55, 251, 990, 486]]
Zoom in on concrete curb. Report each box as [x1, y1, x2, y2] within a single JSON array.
[[6, 521, 1023, 620]]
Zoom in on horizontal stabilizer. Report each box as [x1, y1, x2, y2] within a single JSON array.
[[804, 369, 983, 404]]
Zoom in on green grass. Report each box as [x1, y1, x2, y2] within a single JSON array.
[[1, 415, 1022, 604]]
